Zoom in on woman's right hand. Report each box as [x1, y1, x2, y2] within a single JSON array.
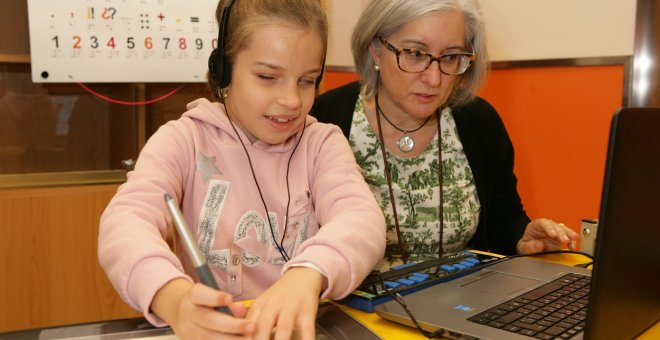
[[152, 278, 255, 339]]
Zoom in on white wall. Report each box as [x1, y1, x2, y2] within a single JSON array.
[[326, 0, 637, 68], [325, 0, 372, 69]]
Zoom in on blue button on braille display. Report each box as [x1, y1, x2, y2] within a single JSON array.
[[390, 262, 417, 270], [408, 275, 425, 283], [441, 264, 456, 272], [453, 263, 468, 270], [397, 278, 415, 286], [411, 273, 430, 280], [384, 281, 400, 289], [465, 257, 480, 264], [460, 260, 475, 267]]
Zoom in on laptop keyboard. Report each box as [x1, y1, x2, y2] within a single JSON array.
[[468, 273, 590, 339]]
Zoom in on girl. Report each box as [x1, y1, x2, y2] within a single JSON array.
[[98, 0, 385, 338]]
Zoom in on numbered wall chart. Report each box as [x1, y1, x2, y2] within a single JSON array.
[[27, 0, 218, 83]]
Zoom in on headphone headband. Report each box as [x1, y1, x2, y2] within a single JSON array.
[[208, 0, 325, 94], [208, 0, 235, 90]]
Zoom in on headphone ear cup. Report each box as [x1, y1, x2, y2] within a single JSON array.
[[208, 48, 232, 89], [208, 48, 223, 86], [219, 55, 231, 89], [209, 0, 235, 90]]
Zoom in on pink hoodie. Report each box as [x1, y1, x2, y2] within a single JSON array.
[[98, 98, 385, 325]]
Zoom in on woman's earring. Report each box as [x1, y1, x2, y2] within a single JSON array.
[[374, 64, 380, 72]]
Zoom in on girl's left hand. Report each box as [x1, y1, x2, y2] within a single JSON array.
[[247, 267, 325, 340], [517, 218, 580, 254]]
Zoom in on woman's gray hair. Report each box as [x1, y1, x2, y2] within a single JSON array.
[[351, 0, 488, 108]]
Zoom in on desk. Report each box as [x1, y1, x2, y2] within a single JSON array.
[[2, 253, 658, 339]]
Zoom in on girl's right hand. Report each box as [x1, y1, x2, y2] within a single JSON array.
[[152, 279, 255, 339]]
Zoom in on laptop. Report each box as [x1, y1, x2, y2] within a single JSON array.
[[375, 107, 660, 340]]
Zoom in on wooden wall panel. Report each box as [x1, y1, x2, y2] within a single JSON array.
[[0, 184, 139, 333], [0, 0, 30, 57]]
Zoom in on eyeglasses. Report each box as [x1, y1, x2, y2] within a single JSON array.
[[377, 36, 475, 75]]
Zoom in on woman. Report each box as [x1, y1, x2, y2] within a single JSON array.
[[312, 0, 578, 270]]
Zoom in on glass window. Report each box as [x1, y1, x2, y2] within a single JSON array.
[[0, 63, 211, 176]]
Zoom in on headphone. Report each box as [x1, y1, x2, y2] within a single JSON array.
[[208, 0, 326, 92], [208, 0, 235, 90]]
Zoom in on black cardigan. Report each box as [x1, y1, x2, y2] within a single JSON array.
[[311, 81, 529, 255]]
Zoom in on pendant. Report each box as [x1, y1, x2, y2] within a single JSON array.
[[397, 135, 415, 152]]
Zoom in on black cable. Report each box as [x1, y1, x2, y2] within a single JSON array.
[[500, 249, 594, 262], [281, 118, 307, 256], [575, 261, 593, 268], [226, 109, 307, 262], [372, 272, 446, 338]]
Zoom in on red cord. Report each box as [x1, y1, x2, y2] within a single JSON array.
[[77, 83, 186, 105]]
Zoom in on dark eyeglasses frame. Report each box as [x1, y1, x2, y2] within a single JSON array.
[[377, 36, 475, 75]]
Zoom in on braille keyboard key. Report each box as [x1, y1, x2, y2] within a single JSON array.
[[411, 272, 430, 280], [383, 281, 400, 289], [390, 262, 417, 270], [460, 260, 476, 267], [465, 257, 480, 264], [440, 264, 456, 272], [407, 275, 426, 283]]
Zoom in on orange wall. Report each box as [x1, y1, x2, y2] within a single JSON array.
[[320, 71, 359, 93], [480, 66, 624, 231], [321, 65, 625, 234]]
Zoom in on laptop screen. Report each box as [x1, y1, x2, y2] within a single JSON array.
[[585, 107, 660, 339]]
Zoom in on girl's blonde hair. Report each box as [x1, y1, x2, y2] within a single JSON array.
[[208, 0, 328, 99]]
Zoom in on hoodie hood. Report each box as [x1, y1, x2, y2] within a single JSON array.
[[182, 98, 318, 152]]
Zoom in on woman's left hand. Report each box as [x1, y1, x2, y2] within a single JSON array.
[[517, 218, 580, 254], [247, 267, 324, 340]]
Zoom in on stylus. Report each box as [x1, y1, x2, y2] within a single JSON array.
[[163, 192, 233, 315]]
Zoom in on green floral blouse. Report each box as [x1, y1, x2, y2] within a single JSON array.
[[348, 97, 481, 271]]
